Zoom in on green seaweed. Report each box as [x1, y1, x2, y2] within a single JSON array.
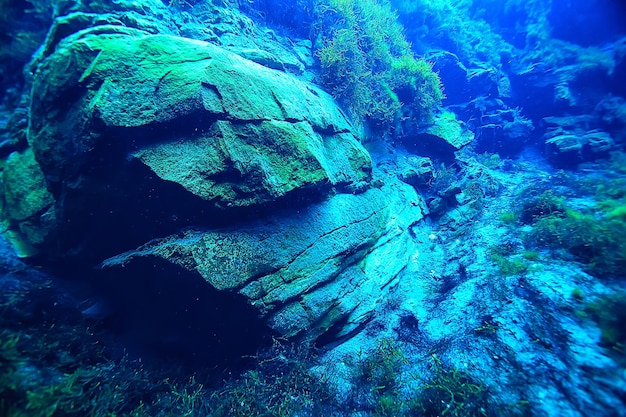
[[571, 287, 585, 301], [499, 211, 517, 224], [584, 293, 626, 357], [519, 190, 565, 224], [345, 338, 409, 416], [490, 253, 529, 276], [527, 207, 626, 276], [314, 0, 442, 132], [407, 355, 494, 417], [208, 339, 335, 417], [358, 337, 408, 392], [606, 205, 626, 221]]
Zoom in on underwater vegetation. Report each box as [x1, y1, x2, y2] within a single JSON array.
[[208, 340, 336, 417], [519, 165, 626, 276], [229, 0, 444, 132], [0, 260, 535, 417], [409, 355, 497, 417], [314, 0, 443, 132], [583, 293, 626, 357], [343, 340, 525, 417], [0, 272, 215, 417], [529, 208, 626, 276], [0, 272, 336, 417], [0, 0, 625, 416]]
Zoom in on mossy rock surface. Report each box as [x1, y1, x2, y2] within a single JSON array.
[[0, 149, 55, 256], [1, 149, 53, 223], [102, 181, 427, 340], [13, 28, 371, 262]]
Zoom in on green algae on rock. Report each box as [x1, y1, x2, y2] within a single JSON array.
[[0, 149, 54, 257], [12, 29, 371, 262], [101, 181, 427, 341], [314, 0, 443, 133]]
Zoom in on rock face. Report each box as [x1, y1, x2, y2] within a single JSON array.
[[102, 182, 427, 342], [0, 149, 55, 257], [542, 114, 620, 167], [31, 30, 369, 192], [404, 111, 474, 161], [9, 27, 371, 263], [545, 131, 615, 167], [0, 15, 424, 343]]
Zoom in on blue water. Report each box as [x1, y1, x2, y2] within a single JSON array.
[[1, 0, 625, 416]]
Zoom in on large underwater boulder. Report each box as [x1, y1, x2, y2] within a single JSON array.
[[0, 16, 429, 343], [101, 181, 427, 342], [3, 27, 371, 263]]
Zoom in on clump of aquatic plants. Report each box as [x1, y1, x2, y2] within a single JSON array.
[[356, 338, 407, 391], [490, 252, 530, 276], [208, 339, 337, 416], [514, 169, 626, 277], [423, 155, 504, 219], [519, 189, 566, 224], [487, 241, 541, 277], [346, 340, 517, 417], [339, 338, 408, 416], [0, 271, 338, 417], [0, 273, 214, 417], [406, 355, 500, 417], [460, 166, 501, 213], [313, 0, 443, 132], [585, 293, 626, 357], [355, 337, 408, 416], [0, 335, 208, 417], [526, 205, 626, 276]]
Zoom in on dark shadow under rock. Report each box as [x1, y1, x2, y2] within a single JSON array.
[[89, 256, 272, 371]]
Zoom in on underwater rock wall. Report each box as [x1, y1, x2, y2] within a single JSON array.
[[393, 0, 626, 162], [102, 181, 426, 342], [10, 13, 370, 256], [1, 1, 626, 416], [0, 0, 430, 343], [0, 0, 624, 346]]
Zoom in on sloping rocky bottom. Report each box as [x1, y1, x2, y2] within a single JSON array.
[[1, 147, 625, 417]]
